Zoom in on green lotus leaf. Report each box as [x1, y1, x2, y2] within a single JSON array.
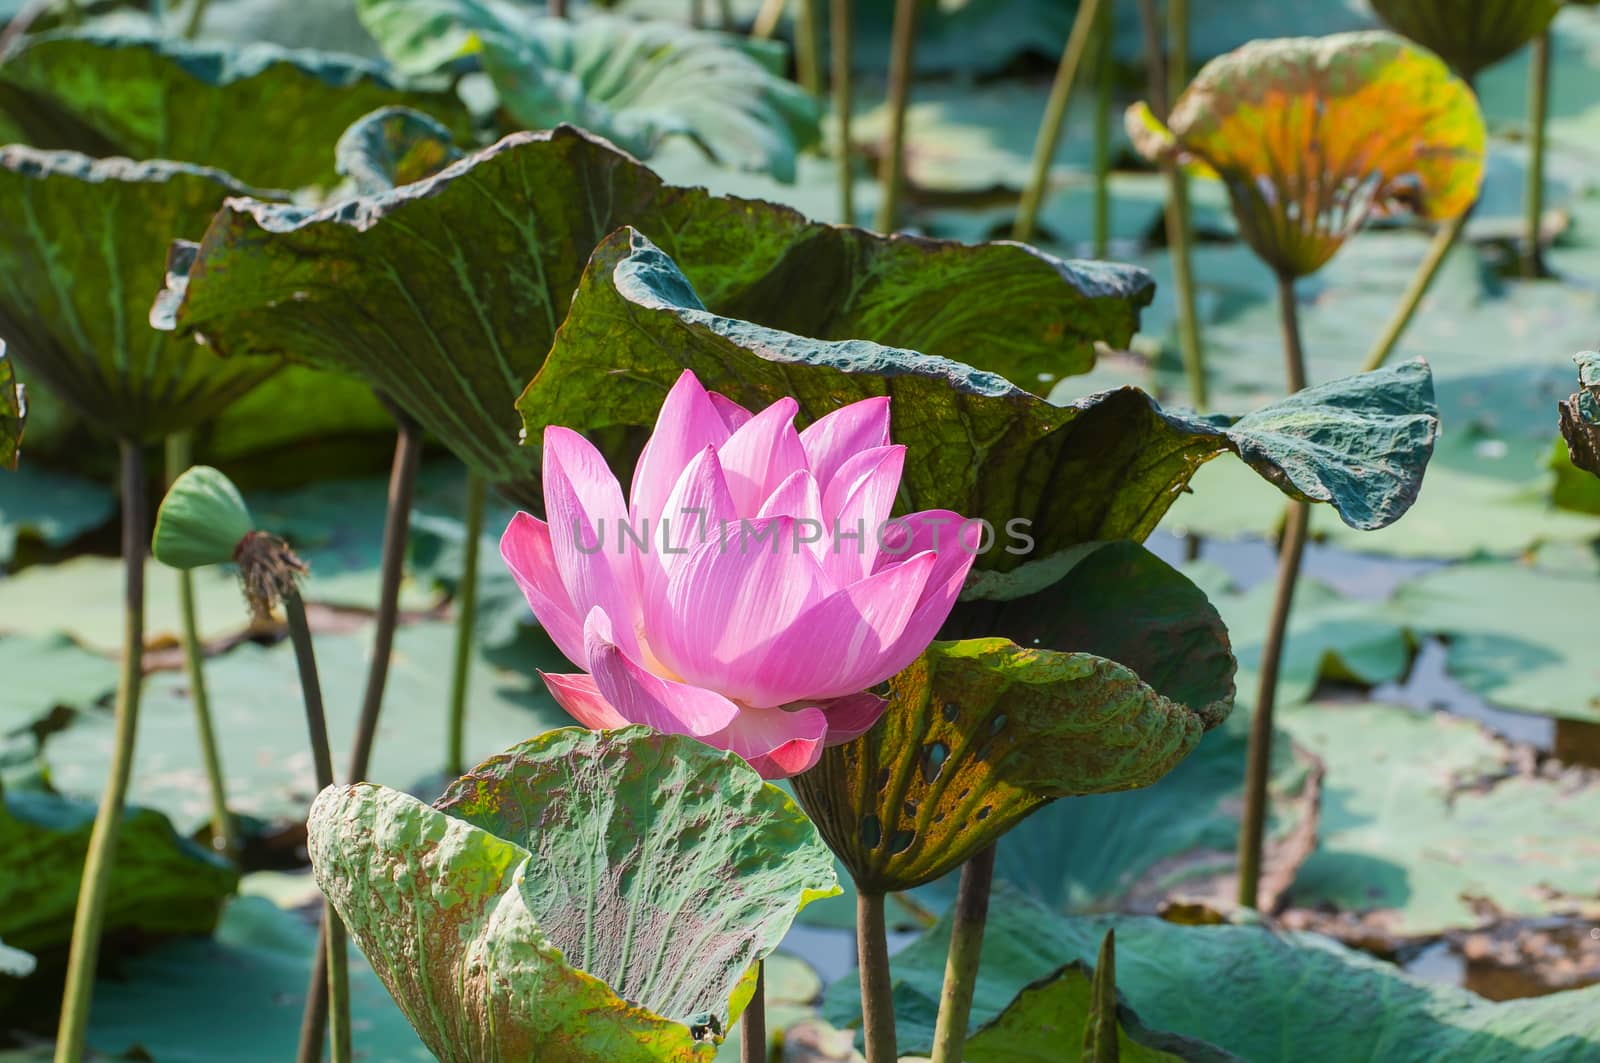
[[335, 105, 466, 193], [825, 891, 1600, 1061], [1559, 350, 1600, 479], [1127, 31, 1485, 277], [0, 147, 283, 442], [792, 542, 1232, 893], [0, 30, 472, 190], [1370, 0, 1562, 78], [357, 0, 816, 179], [519, 228, 1438, 572], [154, 123, 1151, 501], [0, 342, 22, 471], [0, 785, 237, 955], [308, 726, 839, 1063], [151, 465, 254, 570]]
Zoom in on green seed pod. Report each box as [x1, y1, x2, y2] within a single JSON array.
[[152, 465, 254, 570]]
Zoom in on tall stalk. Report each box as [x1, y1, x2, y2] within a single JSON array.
[[182, 0, 210, 37], [831, 0, 854, 225], [1091, 0, 1112, 258], [1357, 212, 1468, 373], [284, 588, 351, 1063], [296, 416, 423, 1061], [740, 961, 767, 1063], [1523, 30, 1550, 279], [1012, 0, 1104, 243], [164, 433, 239, 865], [1236, 273, 1310, 910], [54, 440, 147, 1063], [929, 844, 996, 1063], [446, 470, 486, 779], [857, 891, 897, 1063], [1154, 0, 1206, 409], [550, 0, 567, 17], [875, 0, 919, 233], [750, 0, 786, 39], [796, 0, 822, 95]]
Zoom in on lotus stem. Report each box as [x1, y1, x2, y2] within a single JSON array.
[[446, 469, 486, 779], [0, 0, 55, 55], [750, 0, 786, 39], [346, 416, 423, 781], [1167, 0, 1188, 120], [1523, 30, 1550, 279], [1083, 930, 1116, 1061], [1152, 0, 1206, 409], [284, 588, 352, 1063], [1134, 0, 1167, 118], [740, 961, 767, 1063], [182, 0, 210, 38], [297, 414, 422, 1059], [54, 439, 147, 1063], [550, 0, 567, 16], [164, 432, 239, 865], [831, 0, 855, 225], [1091, 0, 1112, 259], [717, 0, 734, 30], [929, 844, 997, 1063], [857, 891, 897, 1063], [690, 0, 705, 27], [1013, 0, 1103, 243], [875, 0, 919, 234], [1358, 211, 1468, 374], [796, 0, 823, 96], [1236, 274, 1310, 910]]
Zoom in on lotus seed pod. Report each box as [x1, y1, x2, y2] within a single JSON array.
[[152, 465, 254, 570]]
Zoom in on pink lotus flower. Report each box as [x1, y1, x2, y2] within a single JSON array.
[[500, 371, 978, 778]]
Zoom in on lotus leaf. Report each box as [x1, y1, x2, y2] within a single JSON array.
[[0, 465, 114, 566], [0, 342, 21, 471], [1370, 0, 1562, 78], [0, 30, 472, 190], [519, 228, 1439, 573], [156, 123, 1152, 501], [309, 726, 838, 1062], [1127, 31, 1485, 277], [825, 892, 1600, 1061], [0, 148, 281, 442], [356, 0, 816, 179]]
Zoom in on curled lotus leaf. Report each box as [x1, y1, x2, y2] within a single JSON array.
[[519, 228, 1438, 575], [0, 342, 23, 471], [335, 105, 465, 193], [791, 542, 1234, 893], [1370, 0, 1561, 79], [308, 726, 839, 1063], [1127, 31, 1485, 278], [0, 148, 282, 442], [0, 30, 472, 191], [154, 122, 1151, 502], [357, 0, 817, 180], [1559, 351, 1600, 479]]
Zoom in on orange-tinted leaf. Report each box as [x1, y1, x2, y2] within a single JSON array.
[[1126, 31, 1485, 278], [1371, 0, 1561, 78]]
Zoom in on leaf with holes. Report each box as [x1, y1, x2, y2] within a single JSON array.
[[1127, 31, 1485, 277], [0, 148, 282, 442], [1370, 0, 1561, 78], [519, 228, 1438, 573], [0, 30, 472, 190], [357, 0, 816, 179], [1559, 350, 1600, 479], [308, 726, 838, 1062], [154, 123, 1151, 503], [0, 342, 22, 471], [792, 542, 1234, 893]]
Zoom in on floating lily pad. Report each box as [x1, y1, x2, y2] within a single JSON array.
[[0, 787, 235, 955], [1370, 0, 1561, 78], [0, 147, 282, 443], [44, 619, 574, 833], [309, 727, 839, 1062], [520, 228, 1437, 572], [157, 123, 1151, 501], [0, 634, 119, 747], [0, 465, 115, 567], [0, 30, 472, 191], [1280, 700, 1600, 938], [0, 343, 22, 471], [823, 892, 1600, 1061], [1128, 31, 1484, 277]]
